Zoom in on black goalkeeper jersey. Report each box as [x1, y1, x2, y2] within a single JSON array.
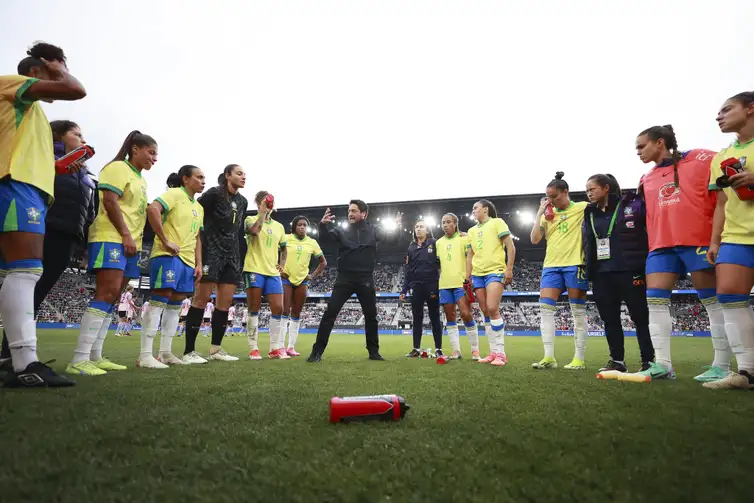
[[198, 186, 248, 261]]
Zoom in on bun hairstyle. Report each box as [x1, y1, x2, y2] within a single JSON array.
[[547, 171, 569, 191], [476, 199, 498, 219], [291, 215, 309, 233], [111, 130, 156, 163], [639, 124, 681, 187], [17, 41, 66, 75], [49, 120, 79, 142], [166, 165, 199, 188]]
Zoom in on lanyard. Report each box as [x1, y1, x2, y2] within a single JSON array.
[[590, 202, 620, 239]]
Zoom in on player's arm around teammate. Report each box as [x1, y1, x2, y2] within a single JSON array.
[[139, 165, 205, 369], [466, 199, 515, 367], [530, 172, 589, 371], [68, 131, 156, 377], [636, 125, 729, 382], [0, 42, 86, 387], [584, 174, 653, 375], [703, 91, 754, 390], [244, 190, 288, 360], [437, 213, 480, 360], [281, 216, 326, 357]]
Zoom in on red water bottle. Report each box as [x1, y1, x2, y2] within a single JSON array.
[[719, 158, 754, 201], [543, 200, 555, 221], [436, 354, 448, 365], [265, 193, 275, 209], [329, 395, 410, 423], [55, 144, 95, 174]]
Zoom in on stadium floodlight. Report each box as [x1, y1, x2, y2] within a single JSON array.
[[311, 228, 318, 235], [518, 211, 534, 225], [339, 221, 348, 228], [465, 213, 469, 217], [424, 216, 436, 228], [383, 218, 397, 231]]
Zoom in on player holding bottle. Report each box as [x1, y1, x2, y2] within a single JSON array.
[[530, 172, 589, 370]]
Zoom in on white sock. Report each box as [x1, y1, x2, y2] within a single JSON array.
[[90, 314, 112, 361], [465, 321, 479, 352], [289, 318, 301, 348], [447, 323, 461, 352], [540, 303, 556, 359], [248, 313, 259, 351], [490, 317, 504, 354], [159, 304, 181, 355], [0, 271, 40, 372], [720, 303, 754, 373], [703, 299, 732, 371], [484, 319, 493, 353], [648, 302, 673, 369], [73, 302, 110, 364], [571, 302, 587, 362], [269, 315, 282, 352], [141, 303, 165, 360]]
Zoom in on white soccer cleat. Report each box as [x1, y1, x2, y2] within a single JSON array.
[[158, 353, 187, 365], [137, 355, 169, 369], [181, 351, 208, 365], [208, 349, 239, 362]]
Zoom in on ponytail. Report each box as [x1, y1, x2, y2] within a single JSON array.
[[166, 165, 198, 189], [639, 124, 681, 187], [218, 164, 239, 200], [112, 130, 156, 163]]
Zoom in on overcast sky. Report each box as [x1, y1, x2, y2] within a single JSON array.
[[2, 0, 752, 210]]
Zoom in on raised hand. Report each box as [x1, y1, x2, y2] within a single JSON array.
[[321, 208, 335, 224]]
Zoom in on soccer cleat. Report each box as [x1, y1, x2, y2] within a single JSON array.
[[435, 349, 444, 358], [248, 349, 262, 361], [92, 358, 127, 371], [564, 358, 586, 370], [702, 370, 754, 390], [694, 365, 729, 383], [532, 357, 558, 369], [490, 353, 508, 367], [306, 352, 323, 363], [268, 349, 290, 360], [471, 350, 480, 361], [449, 351, 462, 360], [369, 353, 385, 361], [405, 349, 421, 358], [157, 353, 187, 365], [137, 356, 169, 369], [209, 349, 240, 362], [182, 351, 208, 364], [478, 353, 497, 364], [286, 347, 301, 357], [66, 360, 108, 376], [637, 361, 675, 380], [598, 360, 627, 373], [3, 361, 76, 388], [639, 362, 651, 372]]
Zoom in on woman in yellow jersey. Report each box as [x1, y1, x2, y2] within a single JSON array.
[[704, 91, 754, 390], [466, 199, 515, 367], [0, 42, 86, 388], [244, 190, 288, 360], [67, 130, 157, 377], [281, 215, 327, 356], [139, 165, 205, 369], [530, 172, 589, 371], [437, 213, 480, 360]]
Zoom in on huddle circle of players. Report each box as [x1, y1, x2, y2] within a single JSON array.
[[2, 42, 754, 391]]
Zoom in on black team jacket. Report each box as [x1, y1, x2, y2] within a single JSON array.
[[319, 219, 400, 275], [401, 238, 440, 295]]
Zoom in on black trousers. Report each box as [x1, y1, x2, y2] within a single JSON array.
[[1, 229, 77, 358], [591, 271, 654, 363], [410, 283, 443, 349], [313, 272, 379, 355]]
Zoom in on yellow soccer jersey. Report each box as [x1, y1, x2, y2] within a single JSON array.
[[437, 233, 471, 289], [283, 234, 323, 285], [0, 75, 54, 201], [709, 139, 754, 245], [244, 214, 287, 276], [151, 187, 204, 267], [89, 161, 149, 248], [470, 217, 511, 276], [541, 201, 588, 267]]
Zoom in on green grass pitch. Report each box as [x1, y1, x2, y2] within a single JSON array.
[[1, 330, 753, 503]]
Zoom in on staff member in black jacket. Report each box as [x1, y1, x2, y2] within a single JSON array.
[[400, 219, 443, 358], [583, 174, 653, 374], [307, 200, 402, 362], [1, 120, 96, 363]]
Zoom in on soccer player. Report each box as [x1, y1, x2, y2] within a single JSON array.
[[0, 42, 86, 387], [704, 91, 754, 389], [177, 297, 191, 336], [245, 191, 288, 359], [239, 305, 248, 336], [139, 165, 205, 368], [637, 125, 729, 381], [115, 286, 136, 336], [183, 164, 247, 362], [201, 301, 214, 337], [67, 130, 156, 376], [437, 213, 480, 360], [530, 172, 589, 370], [466, 200, 515, 366], [225, 305, 236, 336], [281, 216, 326, 356]]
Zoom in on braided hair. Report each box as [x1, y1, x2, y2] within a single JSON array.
[[639, 125, 682, 187]]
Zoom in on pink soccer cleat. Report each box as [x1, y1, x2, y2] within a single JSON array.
[[269, 349, 291, 360], [286, 347, 301, 357], [490, 353, 508, 367], [478, 353, 497, 364], [248, 349, 262, 361]]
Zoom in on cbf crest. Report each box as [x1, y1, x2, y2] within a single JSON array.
[[427, 245, 434, 254], [267, 228, 273, 235], [297, 245, 303, 251], [26, 207, 41, 224], [166, 270, 175, 281], [231, 201, 237, 210], [109, 248, 121, 261], [192, 209, 198, 217]]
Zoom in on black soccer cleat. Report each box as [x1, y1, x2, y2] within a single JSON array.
[[3, 361, 76, 388], [598, 360, 627, 373], [639, 362, 652, 372], [435, 349, 444, 358], [368, 353, 385, 361], [405, 349, 420, 358], [306, 352, 323, 363]]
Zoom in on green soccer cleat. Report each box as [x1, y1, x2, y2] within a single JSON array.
[[532, 357, 558, 369], [92, 358, 127, 371], [638, 361, 675, 380], [564, 358, 586, 370], [694, 365, 728, 383], [66, 361, 107, 376]]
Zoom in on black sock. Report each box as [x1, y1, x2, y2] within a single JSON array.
[[183, 306, 205, 355], [0, 333, 9, 359], [211, 309, 230, 346]]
